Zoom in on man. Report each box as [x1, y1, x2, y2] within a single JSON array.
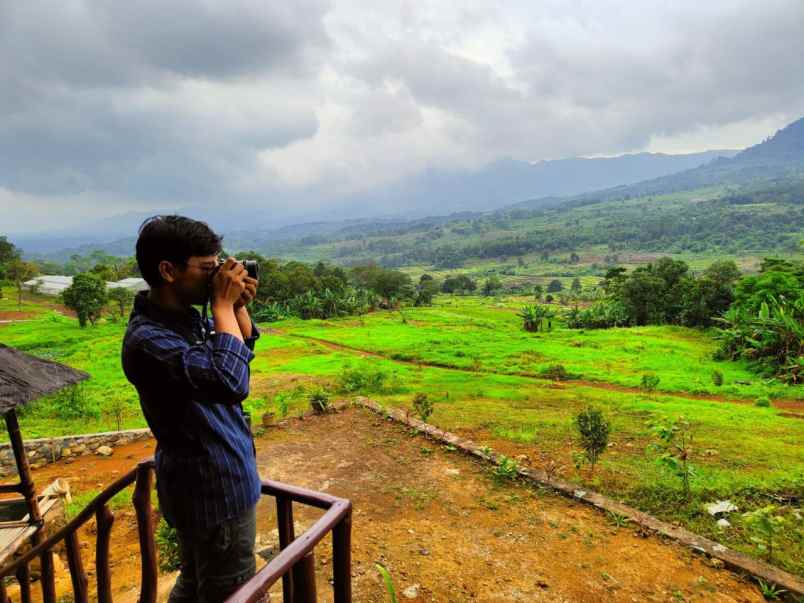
[[122, 215, 261, 602]]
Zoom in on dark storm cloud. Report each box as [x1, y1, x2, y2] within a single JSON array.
[[0, 0, 330, 199]]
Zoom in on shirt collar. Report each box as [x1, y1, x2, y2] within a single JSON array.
[[132, 291, 202, 333]]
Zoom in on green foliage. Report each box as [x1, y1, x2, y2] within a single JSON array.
[[755, 578, 786, 600], [374, 563, 398, 603], [742, 505, 791, 563], [62, 273, 108, 327], [107, 287, 135, 320], [640, 373, 660, 392], [755, 397, 771, 408], [574, 408, 610, 474], [156, 517, 181, 573], [5, 258, 38, 308], [338, 366, 392, 394], [493, 455, 520, 481], [565, 300, 629, 329], [441, 274, 477, 294], [541, 364, 570, 381], [412, 393, 434, 422], [482, 275, 503, 296], [650, 416, 695, 500], [714, 261, 804, 383], [309, 389, 331, 414], [50, 384, 99, 420], [274, 392, 290, 418], [711, 370, 723, 386], [518, 305, 555, 332]]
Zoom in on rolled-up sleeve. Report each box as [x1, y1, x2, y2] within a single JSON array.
[[137, 327, 254, 405]]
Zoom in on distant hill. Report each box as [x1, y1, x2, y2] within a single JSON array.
[[341, 149, 738, 216], [524, 117, 804, 209]]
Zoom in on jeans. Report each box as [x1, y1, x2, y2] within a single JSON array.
[[168, 506, 257, 603]]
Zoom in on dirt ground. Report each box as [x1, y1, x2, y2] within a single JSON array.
[[13, 408, 764, 602]]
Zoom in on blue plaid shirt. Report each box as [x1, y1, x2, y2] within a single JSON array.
[[122, 292, 261, 531]]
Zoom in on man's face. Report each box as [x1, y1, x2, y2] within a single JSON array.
[[173, 254, 219, 306]]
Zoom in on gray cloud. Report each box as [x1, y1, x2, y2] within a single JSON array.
[[1, 0, 803, 234]]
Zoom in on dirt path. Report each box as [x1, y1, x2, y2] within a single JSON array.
[[280, 331, 803, 413], [14, 410, 765, 602]]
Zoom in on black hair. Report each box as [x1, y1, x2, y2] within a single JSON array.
[[135, 215, 223, 287]]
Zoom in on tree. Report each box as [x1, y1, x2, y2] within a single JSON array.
[[441, 274, 477, 294], [414, 278, 439, 306], [569, 252, 580, 264], [532, 284, 543, 300], [62, 273, 108, 327], [574, 408, 610, 475], [482, 276, 503, 296], [108, 286, 135, 320], [570, 277, 582, 293], [547, 279, 563, 293], [5, 259, 38, 309], [0, 236, 19, 279]]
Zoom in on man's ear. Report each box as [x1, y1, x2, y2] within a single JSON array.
[[158, 260, 178, 284]]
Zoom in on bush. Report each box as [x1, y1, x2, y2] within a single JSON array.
[[493, 455, 520, 482], [574, 408, 610, 475], [541, 364, 570, 381], [755, 397, 771, 408], [338, 367, 389, 394], [156, 517, 181, 573], [640, 373, 661, 392], [309, 390, 331, 414], [412, 393, 434, 422], [52, 384, 99, 419], [711, 370, 724, 386]]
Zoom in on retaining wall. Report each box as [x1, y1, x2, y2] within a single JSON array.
[[0, 428, 153, 477]]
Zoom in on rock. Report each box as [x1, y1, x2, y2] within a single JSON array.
[[705, 500, 738, 516], [402, 584, 420, 599], [709, 558, 725, 569], [96, 446, 113, 457], [419, 547, 429, 556], [716, 518, 731, 529], [445, 468, 460, 476], [62, 447, 72, 457]]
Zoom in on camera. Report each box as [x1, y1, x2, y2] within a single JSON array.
[[213, 258, 260, 280]]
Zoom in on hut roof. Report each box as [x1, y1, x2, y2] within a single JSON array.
[[0, 345, 89, 415]]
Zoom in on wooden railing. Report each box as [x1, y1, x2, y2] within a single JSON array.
[[0, 458, 353, 603]]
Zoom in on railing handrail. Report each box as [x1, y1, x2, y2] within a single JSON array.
[[224, 483, 352, 603], [0, 459, 150, 578]]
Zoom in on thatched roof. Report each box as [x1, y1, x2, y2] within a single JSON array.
[[0, 344, 89, 415]]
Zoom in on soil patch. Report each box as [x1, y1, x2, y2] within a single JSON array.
[[11, 411, 765, 601], [0, 311, 37, 321]]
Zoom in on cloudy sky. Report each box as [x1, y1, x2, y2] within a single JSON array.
[[2, 0, 803, 234]]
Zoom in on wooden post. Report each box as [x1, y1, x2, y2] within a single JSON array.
[[95, 505, 115, 603], [133, 462, 157, 603], [291, 551, 316, 603], [276, 497, 295, 603], [4, 410, 56, 602], [65, 530, 89, 603], [332, 510, 352, 603], [16, 563, 31, 603]]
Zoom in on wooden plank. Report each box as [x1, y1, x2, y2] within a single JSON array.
[[16, 562, 31, 603], [276, 498, 295, 603]]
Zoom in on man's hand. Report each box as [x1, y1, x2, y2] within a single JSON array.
[[211, 258, 247, 308], [234, 276, 258, 309]]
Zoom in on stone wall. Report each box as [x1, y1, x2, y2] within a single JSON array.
[[0, 428, 153, 477]]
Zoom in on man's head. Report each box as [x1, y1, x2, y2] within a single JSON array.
[[136, 215, 223, 306]]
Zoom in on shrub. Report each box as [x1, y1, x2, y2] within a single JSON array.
[[755, 397, 771, 408], [711, 370, 724, 386], [61, 273, 108, 327], [309, 390, 331, 414], [338, 367, 389, 394], [493, 455, 520, 481], [742, 505, 790, 563], [640, 373, 661, 392], [650, 416, 695, 500], [156, 517, 181, 573], [274, 392, 290, 418], [541, 364, 570, 381], [52, 384, 99, 420], [412, 393, 434, 422], [574, 408, 610, 475]]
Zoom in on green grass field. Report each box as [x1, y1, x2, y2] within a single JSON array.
[[0, 289, 801, 575]]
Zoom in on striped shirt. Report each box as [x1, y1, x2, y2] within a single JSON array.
[[122, 292, 261, 531]]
